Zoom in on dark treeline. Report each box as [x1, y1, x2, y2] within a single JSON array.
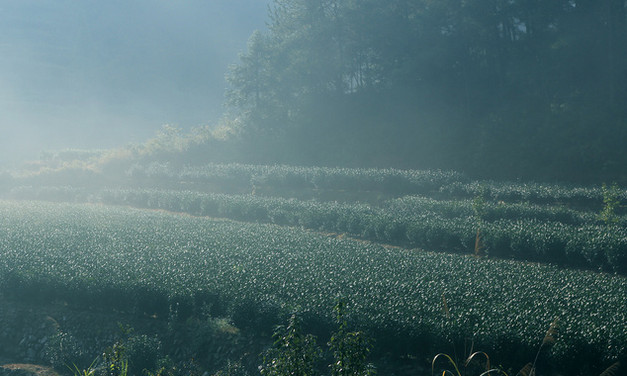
[[225, 0, 627, 184]]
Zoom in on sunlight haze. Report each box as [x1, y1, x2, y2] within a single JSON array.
[[0, 0, 268, 166]]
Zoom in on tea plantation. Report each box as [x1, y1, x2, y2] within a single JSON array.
[[0, 199, 626, 374], [1, 164, 626, 375]]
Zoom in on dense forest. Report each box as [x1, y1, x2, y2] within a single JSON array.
[[225, 0, 627, 184]]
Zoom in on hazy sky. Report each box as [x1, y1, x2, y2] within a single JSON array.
[[0, 0, 269, 166]]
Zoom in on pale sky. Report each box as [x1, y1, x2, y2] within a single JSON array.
[[0, 0, 268, 166]]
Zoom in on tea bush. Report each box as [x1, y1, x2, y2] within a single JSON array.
[[124, 163, 467, 196], [1, 201, 626, 374], [4, 184, 626, 273], [439, 180, 627, 208]]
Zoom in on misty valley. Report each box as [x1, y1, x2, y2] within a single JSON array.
[[2, 0, 627, 375]]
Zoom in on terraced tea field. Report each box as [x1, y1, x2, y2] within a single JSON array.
[[0, 199, 626, 375], [1, 164, 626, 374]]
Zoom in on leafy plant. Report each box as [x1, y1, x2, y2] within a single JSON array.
[[259, 313, 322, 376], [472, 191, 487, 224], [212, 360, 250, 376], [66, 342, 128, 376], [68, 357, 99, 376], [124, 334, 162, 376], [102, 342, 129, 376], [599, 183, 621, 225], [259, 302, 375, 376], [328, 299, 376, 376], [45, 330, 90, 370], [471, 188, 490, 258]]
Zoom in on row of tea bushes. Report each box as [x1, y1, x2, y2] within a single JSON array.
[[123, 163, 627, 209], [4, 186, 626, 272], [6, 184, 615, 226], [439, 181, 627, 208], [97, 188, 627, 273], [1, 185, 602, 226], [380, 214, 627, 273], [6, 163, 625, 214], [4, 185, 93, 203], [384, 196, 598, 225], [125, 162, 468, 195], [99, 188, 378, 231], [0, 200, 625, 374], [5, 162, 625, 210]]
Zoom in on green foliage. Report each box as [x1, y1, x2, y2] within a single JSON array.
[[124, 334, 162, 376], [329, 299, 375, 376], [471, 187, 488, 222], [431, 352, 506, 376], [439, 180, 614, 207], [211, 360, 250, 376], [1, 200, 627, 373], [92, 187, 627, 272], [259, 314, 322, 376], [68, 358, 100, 376], [102, 342, 129, 376], [45, 330, 90, 370], [62, 326, 162, 376], [223, 0, 627, 182], [122, 163, 466, 196], [599, 183, 621, 225], [259, 302, 375, 376]]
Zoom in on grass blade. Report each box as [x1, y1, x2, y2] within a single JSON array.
[[432, 353, 462, 376]]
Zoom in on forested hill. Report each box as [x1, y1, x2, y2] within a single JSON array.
[[226, 0, 627, 184]]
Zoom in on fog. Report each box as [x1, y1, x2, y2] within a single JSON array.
[[2, 0, 625, 184], [0, 2, 625, 373], [0, 0, 268, 166]]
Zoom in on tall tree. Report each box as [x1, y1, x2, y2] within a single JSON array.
[[225, 0, 627, 183]]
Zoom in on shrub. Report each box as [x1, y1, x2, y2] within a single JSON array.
[[259, 314, 322, 376]]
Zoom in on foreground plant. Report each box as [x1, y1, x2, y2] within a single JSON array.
[[4, 201, 627, 372], [598, 183, 621, 225], [68, 358, 99, 376], [67, 347, 128, 376], [431, 351, 506, 376], [259, 313, 322, 376], [431, 302, 559, 376], [431, 317, 619, 376], [260, 300, 376, 376], [328, 299, 376, 376]]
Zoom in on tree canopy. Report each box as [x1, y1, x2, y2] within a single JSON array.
[[227, 0, 627, 184]]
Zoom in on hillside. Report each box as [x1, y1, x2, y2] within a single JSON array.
[[1, 159, 626, 375]]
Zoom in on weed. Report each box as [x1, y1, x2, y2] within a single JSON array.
[[259, 301, 376, 376], [598, 183, 621, 225], [598, 361, 620, 376], [67, 358, 99, 376], [328, 298, 376, 376], [473, 228, 485, 257], [102, 342, 129, 376], [212, 360, 250, 376], [527, 318, 559, 375], [431, 351, 506, 376], [259, 313, 322, 376], [431, 308, 560, 375]]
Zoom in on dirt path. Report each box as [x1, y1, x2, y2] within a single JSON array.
[[1, 364, 59, 376]]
